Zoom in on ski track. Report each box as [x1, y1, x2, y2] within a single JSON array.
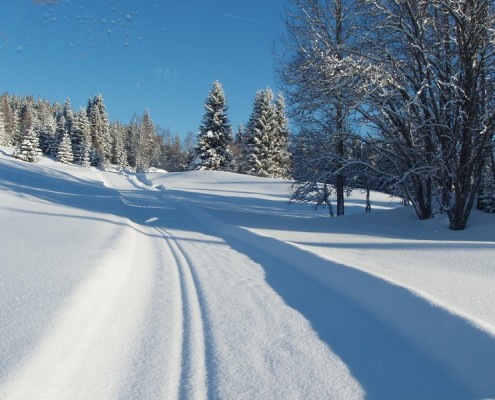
[[3, 166, 494, 399], [102, 171, 209, 399], [158, 227, 208, 400], [99, 171, 360, 399]]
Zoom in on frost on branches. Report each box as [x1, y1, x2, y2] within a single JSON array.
[[280, 0, 495, 230], [194, 81, 234, 171]]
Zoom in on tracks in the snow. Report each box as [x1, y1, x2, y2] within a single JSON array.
[[157, 227, 209, 399], [101, 171, 210, 399]]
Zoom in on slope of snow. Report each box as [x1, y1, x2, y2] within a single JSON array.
[[1, 148, 494, 399]]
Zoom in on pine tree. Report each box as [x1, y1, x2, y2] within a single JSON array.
[[87, 94, 111, 166], [1, 94, 17, 146], [62, 97, 74, 138], [71, 110, 92, 165], [0, 108, 6, 145], [272, 93, 291, 178], [134, 109, 156, 172], [14, 104, 41, 162], [110, 121, 128, 169], [194, 81, 233, 170], [242, 88, 278, 177], [57, 132, 73, 164], [35, 100, 57, 156], [230, 124, 244, 172], [52, 114, 67, 155]]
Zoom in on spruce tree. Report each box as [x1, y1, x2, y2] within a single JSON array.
[[62, 97, 74, 138], [0, 108, 6, 145], [14, 104, 41, 162], [57, 132, 73, 164], [242, 88, 278, 177], [272, 93, 291, 178], [87, 94, 111, 166], [71, 110, 92, 165], [231, 124, 244, 172], [134, 109, 156, 172], [194, 81, 233, 170], [35, 101, 57, 156], [1, 94, 16, 146], [110, 122, 128, 169]]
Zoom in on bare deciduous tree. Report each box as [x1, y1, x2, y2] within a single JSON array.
[[280, 0, 495, 230]]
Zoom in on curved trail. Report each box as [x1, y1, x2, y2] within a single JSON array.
[[3, 166, 494, 399], [100, 170, 210, 399], [97, 171, 362, 399]]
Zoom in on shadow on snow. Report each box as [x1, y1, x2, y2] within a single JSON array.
[[1, 158, 495, 399]]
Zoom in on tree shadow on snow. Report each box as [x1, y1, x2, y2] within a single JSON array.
[[192, 220, 495, 399], [2, 160, 495, 399]]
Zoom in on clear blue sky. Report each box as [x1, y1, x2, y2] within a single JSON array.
[[0, 0, 288, 138]]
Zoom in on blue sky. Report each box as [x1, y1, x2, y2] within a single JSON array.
[[0, 0, 288, 138]]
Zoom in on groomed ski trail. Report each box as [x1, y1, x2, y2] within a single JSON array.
[[100, 170, 210, 400]]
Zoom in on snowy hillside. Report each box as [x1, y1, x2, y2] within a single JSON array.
[[1, 147, 494, 399]]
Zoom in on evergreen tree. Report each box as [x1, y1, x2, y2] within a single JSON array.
[[183, 131, 196, 169], [62, 97, 74, 138], [87, 94, 111, 166], [57, 132, 73, 164], [194, 80, 233, 170], [161, 133, 188, 171], [242, 88, 279, 177], [109, 122, 128, 169], [1, 94, 17, 146], [71, 110, 92, 165], [0, 108, 6, 145], [272, 93, 291, 178], [54, 115, 67, 157], [230, 124, 244, 172], [14, 104, 41, 162], [126, 119, 139, 168], [35, 100, 57, 156], [134, 109, 156, 172]]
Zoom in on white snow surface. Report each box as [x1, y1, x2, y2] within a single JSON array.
[[1, 147, 494, 399]]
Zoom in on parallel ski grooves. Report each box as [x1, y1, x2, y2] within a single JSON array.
[[158, 227, 208, 400]]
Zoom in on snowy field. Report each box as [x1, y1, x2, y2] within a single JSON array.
[[1, 147, 494, 399]]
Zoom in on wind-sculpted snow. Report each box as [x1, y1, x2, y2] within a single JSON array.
[[1, 149, 494, 399]]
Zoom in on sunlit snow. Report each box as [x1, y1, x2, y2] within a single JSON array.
[[0, 147, 494, 399]]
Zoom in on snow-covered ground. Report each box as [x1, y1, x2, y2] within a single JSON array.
[[1, 147, 494, 399]]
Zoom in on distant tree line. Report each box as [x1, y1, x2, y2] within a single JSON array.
[[0, 93, 195, 172], [277, 0, 495, 230], [0, 84, 293, 180]]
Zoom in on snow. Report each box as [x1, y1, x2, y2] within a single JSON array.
[[1, 147, 494, 399]]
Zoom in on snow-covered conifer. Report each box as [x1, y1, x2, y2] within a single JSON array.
[[35, 101, 57, 156], [57, 132, 73, 164], [194, 81, 233, 171], [134, 109, 157, 172], [272, 93, 291, 178], [14, 105, 41, 162], [1, 94, 17, 146], [242, 88, 278, 177], [87, 94, 111, 166], [71, 110, 92, 165], [110, 122, 128, 169], [62, 98, 74, 138], [0, 108, 6, 145]]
